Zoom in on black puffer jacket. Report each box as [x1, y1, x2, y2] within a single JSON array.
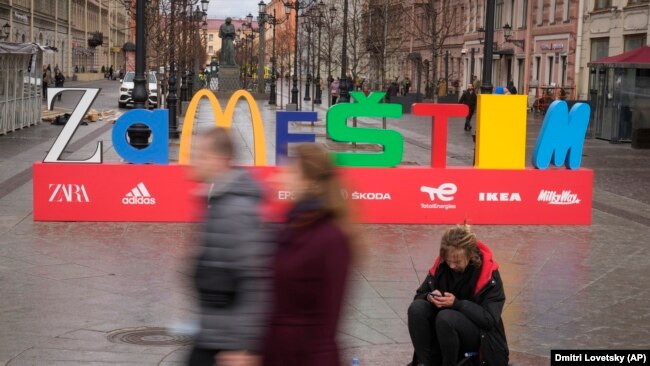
[[193, 169, 273, 352], [413, 242, 509, 366]]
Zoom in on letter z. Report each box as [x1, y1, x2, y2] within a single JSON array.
[[43, 88, 102, 163]]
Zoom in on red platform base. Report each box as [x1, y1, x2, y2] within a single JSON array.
[[33, 163, 593, 225]]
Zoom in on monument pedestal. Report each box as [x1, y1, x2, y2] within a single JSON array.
[[218, 66, 242, 92]]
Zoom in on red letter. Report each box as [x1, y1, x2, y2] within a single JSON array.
[[412, 104, 469, 168]]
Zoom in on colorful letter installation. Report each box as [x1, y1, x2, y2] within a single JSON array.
[[533, 100, 591, 170], [327, 92, 404, 167], [178, 89, 267, 166], [275, 112, 317, 164], [475, 94, 528, 169], [33, 87, 594, 225], [112, 109, 169, 164], [412, 104, 469, 168]]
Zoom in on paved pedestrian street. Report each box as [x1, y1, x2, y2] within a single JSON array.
[[0, 80, 649, 365]]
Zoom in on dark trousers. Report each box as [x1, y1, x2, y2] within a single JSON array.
[[464, 109, 475, 129], [187, 346, 220, 366], [332, 96, 338, 105], [408, 299, 481, 366]]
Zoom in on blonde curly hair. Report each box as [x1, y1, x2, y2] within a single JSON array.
[[440, 223, 482, 268]]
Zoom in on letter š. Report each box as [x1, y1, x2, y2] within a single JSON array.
[[326, 92, 404, 167]]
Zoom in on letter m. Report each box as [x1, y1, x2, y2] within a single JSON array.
[[533, 100, 590, 170]]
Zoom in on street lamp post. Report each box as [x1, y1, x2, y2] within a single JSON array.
[[267, 7, 289, 105], [480, 0, 495, 94], [338, 0, 350, 103], [313, 1, 325, 105], [283, 0, 320, 109], [187, 6, 204, 98], [257, 1, 267, 95], [128, 0, 151, 149], [303, 20, 311, 102], [269, 9, 278, 105], [284, 1, 300, 106], [327, 4, 336, 106], [168, 0, 179, 138]]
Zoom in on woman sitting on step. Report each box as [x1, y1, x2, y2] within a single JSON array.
[[407, 224, 509, 366]]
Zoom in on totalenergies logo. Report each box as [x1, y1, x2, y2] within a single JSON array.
[[41, 88, 590, 171]]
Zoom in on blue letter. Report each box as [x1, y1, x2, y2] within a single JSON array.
[[533, 100, 590, 170], [113, 109, 169, 164], [275, 111, 317, 164]]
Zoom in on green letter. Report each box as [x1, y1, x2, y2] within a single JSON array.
[[327, 92, 404, 167]]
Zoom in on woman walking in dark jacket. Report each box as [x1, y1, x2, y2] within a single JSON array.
[[407, 224, 509, 366], [262, 143, 356, 366]]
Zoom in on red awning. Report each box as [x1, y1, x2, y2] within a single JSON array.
[[589, 46, 650, 68]]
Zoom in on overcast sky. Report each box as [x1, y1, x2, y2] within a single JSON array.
[[207, 0, 258, 20]]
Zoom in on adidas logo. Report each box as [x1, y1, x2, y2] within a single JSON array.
[[122, 182, 156, 205]]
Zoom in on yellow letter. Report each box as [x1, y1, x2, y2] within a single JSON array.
[[178, 89, 267, 166], [475, 94, 527, 169]]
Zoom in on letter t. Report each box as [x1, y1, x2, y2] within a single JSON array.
[[412, 104, 469, 168]]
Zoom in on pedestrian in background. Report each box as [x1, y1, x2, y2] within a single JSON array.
[[330, 78, 340, 105], [402, 76, 411, 95], [472, 76, 481, 93], [459, 84, 477, 131], [438, 78, 447, 98], [506, 81, 517, 95], [54, 70, 65, 102], [262, 143, 357, 366], [42, 65, 53, 100], [189, 127, 272, 366]]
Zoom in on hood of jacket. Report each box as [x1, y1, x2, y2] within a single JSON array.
[[208, 168, 262, 202], [428, 240, 499, 295]]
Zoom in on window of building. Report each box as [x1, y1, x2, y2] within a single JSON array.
[[535, 56, 541, 81], [520, 0, 528, 27], [590, 38, 609, 60], [547, 55, 555, 85], [475, 1, 479, 31], [536, 0, 543, 25], [209, 34, 213, 41], [510, 0, 515, 25], [594, 0, 612, 10], [563, 0, 570, 21], [561, 55, 567, 86], [550, 0, 556, 23], [466, 4, 471, 32], [627, 0, 649, 5], [473, 0, 481, 32], [495, 0, 504, 29], [208, 46, 213, 54], [624, 34, 647, 51]]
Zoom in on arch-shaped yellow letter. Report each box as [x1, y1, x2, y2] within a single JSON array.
[[178, 89, 267, 166]]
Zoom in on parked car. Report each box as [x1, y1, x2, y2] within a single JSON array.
[[118, 71, 158, 108]]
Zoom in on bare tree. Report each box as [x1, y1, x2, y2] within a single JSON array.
[[347, 0, 370, 87], [364, 0, 405, 91], [404, 0, 458, 97]]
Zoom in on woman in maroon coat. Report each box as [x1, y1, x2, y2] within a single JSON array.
[[262, 143, 355, 366]]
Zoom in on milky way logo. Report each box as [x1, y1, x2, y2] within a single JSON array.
[[537, 190, 580, 205]]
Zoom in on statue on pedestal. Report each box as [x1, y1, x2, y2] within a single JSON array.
[[219, 18, 236, 66]]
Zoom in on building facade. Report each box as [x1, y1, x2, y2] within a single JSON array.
[[0, 0, 130, 78], [577, 0, 650, 99], [362, 0, 583, 103]]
